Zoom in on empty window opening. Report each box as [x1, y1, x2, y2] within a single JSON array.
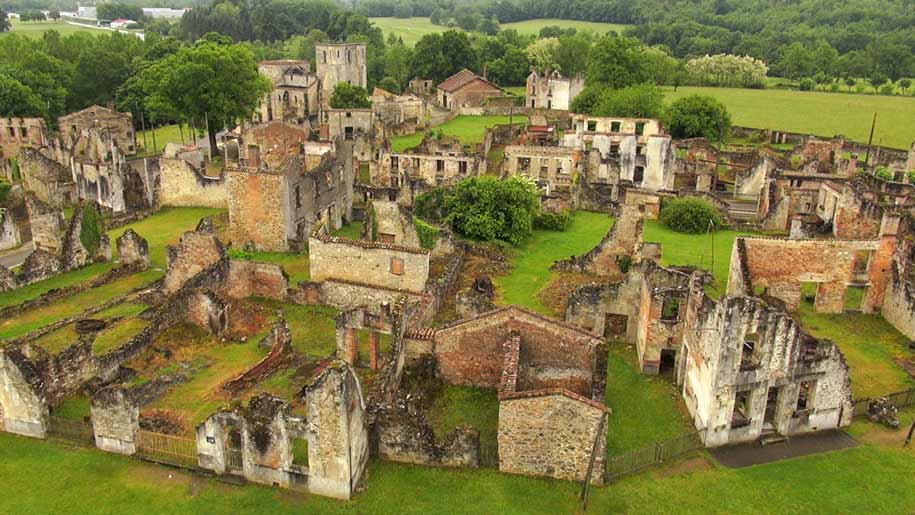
[[519, 157, 531, 171], [609, 142, 620, 156], [660, 298, 680, 321], [587, 120, 597, 131], [853, 250, 872, 275], [740, 333, 758, 370], [633, 166, 645, 183], [635, 122, 646, 135], [539, 165, 549, 179], [459, 161, 468, 175], [796, 380, 816, 411], [844, 285, 867, 311], [610, 121, 621, 132], [292, 438, 309, 468], [732, 391, 751, 428], [390, 156, 398, 168], [636, 145, 644, 156], [800, 282, 818, 306]]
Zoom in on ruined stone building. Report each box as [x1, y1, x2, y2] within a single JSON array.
[[371, 136, 484, 205], [321, 109, 373, 142], [502, 145, 578, 193], [226, 122, 355, 251], [58, 105, 136, 155], [17, 147, 75, 208], [0, 117, 47, 179], [429, 306, 608, 484], [371, 88, 427, 138], [525, 70, 584, 111], [308, 231, 430, 293], [66, 128, 150, 213], [315, 43, 367, 104], [364, 200, 422, 247], [256, 60, 320, 126], [157, 143, 227, 208], [435, 69, 504, 110]]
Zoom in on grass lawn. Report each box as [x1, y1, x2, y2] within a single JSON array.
[[108, 207, 224, 268], [796, 299, 914, 399], [604, 343, 693, 454], [136, 124, 189, 156], [370, 17, 631, 46], [390, 115, 528, 153], [228, 250, 310, 284], [250, 299, 338, 360], [0, 262, 115, 309], [5, 425, 915, 514], [0, 269, 160, 341], [642, 220, 760, 298], [663, 86, 915, 150], [3, 19, 108, 38], [428, 386, 500, 458], [332, 221, 363, 240], [494, 211, 612, 315], [501, 18, 631, 36]]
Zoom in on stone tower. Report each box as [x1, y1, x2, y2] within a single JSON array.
[[315, 43, 367, 103]]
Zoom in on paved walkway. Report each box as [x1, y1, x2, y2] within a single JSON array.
[[709, 430, 858, 468], [0, 241, 33, 269]]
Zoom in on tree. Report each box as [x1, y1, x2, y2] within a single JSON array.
[[329, 82, 371, 108], [443, 176, 539, 245], [844, 77, 856, 92], [585, 35, 650, 89], [478, 17, 499, 36], [410, 31, 478, 83], [569, 85, 606, 114], [592, 84, 664, 118], [553, 32, 592, 78], [868, 73, 888, 93], [664, 95, 731, 142], [377, 76, 401, 94], [0, 10, 9, 33], [898, 79, 911, 96], [0, 74, 45, 117], [49, 10, 61, 20], [138, 41, 271, 152], [486, 47, 530, 86], [777, 43, 814, 81], [660, 197, 722, 234], [525, 38, 559, 74]]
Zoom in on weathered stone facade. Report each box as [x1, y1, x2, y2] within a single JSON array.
[[367, 200, 422, 247], [116, 229, 149, 268], [525, 70, 584, 111], [58, 105, 136, 155], [257, 60, 320, 125], [503, 145, 578, 192], [157, 144, 227, 208], [322, 109, 373, 142], [308, 232, 430, 293], [436, 69, 504, 110], [18, 147, 75, 208], [315, 43, 367, 103]]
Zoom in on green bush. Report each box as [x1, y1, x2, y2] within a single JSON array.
[[874, 165, 893, 181], [443, 176, 539, 245], [533, 210, 571, 231], [0, 182, 10, 204], [907, 170, 915, 183], [78, 204, 103, 256], [799, 78, 815, 91], [414, 188, 449, 222], [659, 197, 722, 234], [413, 217, 440, 249]]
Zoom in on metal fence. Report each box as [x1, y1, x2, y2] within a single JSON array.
[[605, 430, 705, 482], [479, 442, 499, 468], [852, 388, 915, 419], [48, 416, 95, 445], [135, 429, 198, 468]]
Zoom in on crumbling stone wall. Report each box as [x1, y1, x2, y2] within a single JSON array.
[[227, 167, 288, 251], [726, 235, 894, 313], [315, 43, 367, 100], [498, 392, 607, 485], [304, 362, 369, 500], [116, 229, 149, 268], [0, 117, 47, 158], [881, 217, 915, 339], [90, 386, 139, 455], [0, 209, 21, 251], [309, 232, 430, 293], [18, 147, 74, 208], [158, 144, 227, 208], [503, 145, 578, 190], [552, 205, 640, 277], [635, 262, 691, 375], [222, 260, 289, 300], [369, 200, 421, 247], [0, 348, 49, 437], [59, 105, 135, 154], [163, 230, 226, 295], [25, 194, 65, 252]]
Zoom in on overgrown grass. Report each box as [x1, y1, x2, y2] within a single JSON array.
[[92, 317, 150, 356], [228, 250, 310, 284], [494, 210, 612, 315], [250, 299, 339, 360], [53, 394, 91, 421], [0, 269, 160, 342], [0, 262, 114, 309], [604, 343, 693, 454], [796, 299, 914, 398], [664, 86, 915, 150], [502, 18, 631, 36], [332, 221, 363, 240], [428, 386, 499, 456], [391, 115, 528, 153], [642, 220, 760, 298], [108, 207, 224, 269], [136, 124, 192, 156]]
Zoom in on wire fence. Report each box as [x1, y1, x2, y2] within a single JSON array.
[[852, 388, 915, 419]]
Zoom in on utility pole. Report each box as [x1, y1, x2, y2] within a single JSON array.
[[205, 112, 212, 161], [136, 102, 148, 154], [151, 121, 158, 154], [905, 416, 915, 447], [865, 112, 877, 165]]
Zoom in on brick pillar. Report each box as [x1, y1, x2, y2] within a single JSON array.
[[368, 332, 380, 371], [344, 328, 358, 365]]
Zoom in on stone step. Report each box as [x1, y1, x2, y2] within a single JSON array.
[[760, 433, 788, 446]]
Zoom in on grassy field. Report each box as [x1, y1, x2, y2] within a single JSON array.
[[494, 210, 613, 314], [501, 18, 631, 37], [136, 124, 192, 157], [2, 18, 108, 38], [642, 220, 759, 298], [370, 17, 630, 45], [664, 86, 915, 150], [4, 424, 915, 514], [391, 115, 527, 152]]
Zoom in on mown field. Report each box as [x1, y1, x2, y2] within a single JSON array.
[[370, 17, 629, 46], [664, 86, 915, 150], [390, 114, 527, 152], [2, 18, 108, 38]]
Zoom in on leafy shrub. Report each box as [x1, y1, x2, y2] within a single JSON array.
[[874, 166, 893, 181], [533, 210, 571, 231], [413, 217, 440, 249], [908, 170, 915, 184], [443, 176, 539, 245], [78, 204, 103, 256], [414, 188, 449, 222], [659, 197, 722, 234], [799, 78, 815, 91], [664, 95, 732, 142], [829, 83, 840, 93], [880, 84, 895, 96]]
